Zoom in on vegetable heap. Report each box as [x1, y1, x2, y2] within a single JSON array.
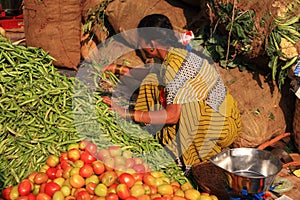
[[0, 34, 80, 188], [192, 0, 300, 87], [0, 34, 186, 191], [1, 141, 219, 200]]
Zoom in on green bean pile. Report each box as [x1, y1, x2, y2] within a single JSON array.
[[0, 35, 80, 189], [0, 35, 187, 190]]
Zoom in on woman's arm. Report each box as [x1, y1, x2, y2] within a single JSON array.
[[134, 104, 181, 125], [102, 96, 181, 125], [102, 63, 130, 76]]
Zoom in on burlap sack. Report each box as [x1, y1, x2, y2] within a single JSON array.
[[293, 98, 300, 152], [105, 0, 199, 34], [23, 0, 82, 70], [219, 67, 294, 148]]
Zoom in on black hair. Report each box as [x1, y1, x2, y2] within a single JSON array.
[[138, 14, 173, 30], [137, 14, 213, 63], [137, 14, 182, 48]]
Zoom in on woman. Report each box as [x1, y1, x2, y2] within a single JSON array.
[[103, 14, 242, 172]]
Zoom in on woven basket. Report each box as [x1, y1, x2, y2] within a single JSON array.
[[293, 98, 300, 152], [191, 162, 231, 200]]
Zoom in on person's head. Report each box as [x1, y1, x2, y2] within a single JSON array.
[[137, 14, 182, 59]]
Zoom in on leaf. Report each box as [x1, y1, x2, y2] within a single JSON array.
[[215, 45, 225, 57], [234, 24, 247, 39]]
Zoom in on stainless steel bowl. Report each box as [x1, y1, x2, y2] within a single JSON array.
[[209, 148, 283, 195]]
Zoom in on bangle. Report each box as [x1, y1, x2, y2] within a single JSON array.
[[130, 110, 135, 121], [125, 109, 135, 121], [139, 111, 144, 122]]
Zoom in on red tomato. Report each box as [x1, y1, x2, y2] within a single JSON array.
[[162, 195, 172, 200], [103, 157, 115, 171], [107, 183, 118, 194], [18, 179, 33, 196], [65, 196, 76, 200], [143, 184, 151, 195], [77, 190, 90, 200], [79, 164, 94, 178], [46, 155, 59, 168], [106, 193, 119, 200], [67, 149, 81, 162], [1, 186, 12, 200], [125, 158, 135, 168], [36, 193, 51, 200], [27, 193, 37, 200], [79, 140, 87, 151], [70, 174, 85, 188], [59, 152, 68, 162], [86, 182, 97, 195], [46, 167, 58, 180], [81, 151, 97, 164], [137, 194, 151, 200], [55, 168, 63, 178], [116, 184, 131, 199], [133, 157, 143, 165], [34, 172, 48, 184], [60, 160, 71, 170], [108, 146, 122, 157], [124, 197, 138, 200], [44, 181, 61, 197], [143, 173, 156, 186], [92, 160, 105, 175], [16, 196, 29, 200], [39, 183, 46, 193], [97, 149, 110, 161], [56, 163, 62, 170], [119, 173, 135, 188], [101, 171, 118, 187], [28, 172, 38, 183], [132, 164, 145, 173], [62, 166, 73, 179], [132, 173, 144, 182], [149, 185, 158, 195], [84, 141, 98, 155]]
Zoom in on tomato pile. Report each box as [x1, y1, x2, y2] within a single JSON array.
[[0, 141, 218, 200]]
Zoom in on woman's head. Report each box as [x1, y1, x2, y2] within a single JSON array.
[[137, 14, 182, 59], [137, 14, 181, 48]]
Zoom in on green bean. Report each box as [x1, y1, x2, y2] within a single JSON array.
[[2, 51, 15, 66]]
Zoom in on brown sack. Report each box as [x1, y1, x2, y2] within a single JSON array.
[[23, 0, 82, 70], [105, 0, 199, 34], [293, 98, 300, 152], [219, 67, 294, 148]]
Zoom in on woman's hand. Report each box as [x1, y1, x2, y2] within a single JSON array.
[[102, 96, 112, 107], [102, 97, 181, 125], [102, 96, 129, 119], [101, 63, 130, 76], [101, 63, 116, 73]]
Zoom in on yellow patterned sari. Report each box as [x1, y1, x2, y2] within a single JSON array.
[[134, 48, 242, 168]]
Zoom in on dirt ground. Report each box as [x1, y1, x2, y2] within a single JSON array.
[[218, 66, 296, 149]]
